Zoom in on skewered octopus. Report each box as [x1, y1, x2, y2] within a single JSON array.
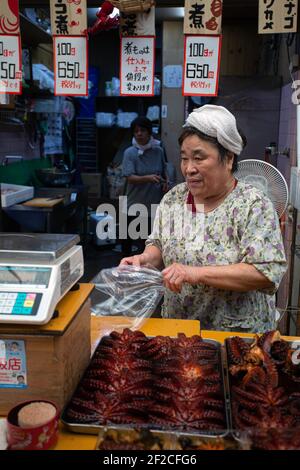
[[66, 392, 147, 425], [65, 329, 226, 433], [149, 402, 225, 431]]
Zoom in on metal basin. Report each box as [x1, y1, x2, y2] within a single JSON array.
[[35, 168, 76, 187]]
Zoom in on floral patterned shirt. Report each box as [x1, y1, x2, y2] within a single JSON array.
[[146, 181, 287, 332]]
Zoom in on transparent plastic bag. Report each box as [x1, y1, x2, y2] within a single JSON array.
[[91, 265, 165, 333]]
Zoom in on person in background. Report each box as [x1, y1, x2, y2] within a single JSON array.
[[120, 105, 287, 332], [121, 116, 167, 255]]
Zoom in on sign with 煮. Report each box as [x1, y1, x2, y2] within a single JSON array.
[[0, 0, 20, 34], [184, 0, 223, 35], [258, 0, 298, 34], [120, 8, 155, 36], [120, 36, 155, 96], [0, 34, 22, 95], [183, 35, 221, 96], [54, 36, 88, 96], [50, 0, 87, 36]]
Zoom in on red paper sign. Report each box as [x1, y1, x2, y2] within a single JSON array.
[[0, 0, 19, 35]]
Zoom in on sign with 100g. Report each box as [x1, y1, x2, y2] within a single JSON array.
[[0, 34, 22, 95], [183, 35, 221, 96], [54, 36, 88, 96]]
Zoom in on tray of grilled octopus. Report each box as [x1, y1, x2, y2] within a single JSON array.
[[225, 331, 300, 450], [61, 329, 229, 437]]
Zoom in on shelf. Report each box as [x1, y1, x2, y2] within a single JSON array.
[[20, 13, 52, 47]]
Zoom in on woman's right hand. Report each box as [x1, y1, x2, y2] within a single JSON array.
[[119, 254, 148, 267], [148, 174, 161, 183]]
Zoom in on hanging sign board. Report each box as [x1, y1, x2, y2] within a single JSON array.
[[258, 0, 298, 34], [184, 0, 223, 35], [183, 35, 221, 96], [120, 36, 155, 96], [0, 34, 22, 95], [54, 35, 88, 96], [0, 0, 19, 35], [120, 8, 155, 36], [50, 0, 87, 36]]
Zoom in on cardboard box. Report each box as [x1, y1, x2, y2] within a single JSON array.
[[0, 286, 92, 415], [81, 173, 102, 198]]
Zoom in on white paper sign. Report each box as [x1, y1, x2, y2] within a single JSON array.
[[183, 35, 221, 96], [163, 65, 182, 88], [120, 36, 155, 96], [0, 340, 27, 389], [54, 36, 88, 96], [0, 34, 22, 95]]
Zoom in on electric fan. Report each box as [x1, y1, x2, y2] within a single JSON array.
[[234, 159, 289, 218]]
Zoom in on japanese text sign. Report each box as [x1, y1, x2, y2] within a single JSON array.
[[0, 34, 22, 95], [259, 0, 298, 34], [54, 36, 88, 96], [184, 0, 223, 35], [120, 36, 155, 96], [50, 0, 87, 36], [120, 8, 155, 36], [183, 35, 221, 96], [0, 339, 27, 389], [0, 0, 19, 35]]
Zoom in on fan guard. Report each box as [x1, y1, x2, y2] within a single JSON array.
[[234, 159, 289, 218]]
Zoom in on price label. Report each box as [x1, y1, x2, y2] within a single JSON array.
[[0, 34, 22, 95], [54, 36, 88, 96], [183, 35, 221, 97]]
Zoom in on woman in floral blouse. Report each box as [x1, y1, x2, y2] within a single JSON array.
[[120, 105, 287, 332]]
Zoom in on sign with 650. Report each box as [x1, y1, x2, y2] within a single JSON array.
[[183, 35, 221, 96], [54, 36, 88, 96], [0, 34, 22, 95]]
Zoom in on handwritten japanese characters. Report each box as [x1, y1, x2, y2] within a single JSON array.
[[184, 0, 223, 35], [0, 35, 22, 95], [183, 35, 221, 96], [120, 7, 155, 36], [54, 36, 88, 96], [259, 0, 298, 34], [120, 36, 155, 95], [0, 0, 19, 34], [50, 0, 87, 36]]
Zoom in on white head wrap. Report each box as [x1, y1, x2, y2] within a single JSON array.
[[183, 105, 244, 155]]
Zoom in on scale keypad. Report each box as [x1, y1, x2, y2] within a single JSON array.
[[0, 292, 42, 316]]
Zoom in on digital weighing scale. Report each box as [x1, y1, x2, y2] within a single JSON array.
[[0, 233, 84, 325]]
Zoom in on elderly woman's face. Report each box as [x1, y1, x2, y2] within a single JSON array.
[[180, 134, 234, 201], [133, 126, 151, 146]]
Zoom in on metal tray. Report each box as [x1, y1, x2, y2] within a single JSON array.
[[224, 335, 300, 433], [61, 336, 231, 439]]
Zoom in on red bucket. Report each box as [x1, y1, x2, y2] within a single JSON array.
[[7, 400, 59, 450]]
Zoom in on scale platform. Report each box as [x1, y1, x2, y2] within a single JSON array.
[[0, 233, 84, 325]]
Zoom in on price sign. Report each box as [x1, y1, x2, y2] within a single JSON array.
[[0, 34, 22, 95], [54, 36, 88, 96], [183, 35, 221, 96], [120, 36, 155, 96]]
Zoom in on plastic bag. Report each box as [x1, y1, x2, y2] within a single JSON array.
[[91, 265, 165, 333]]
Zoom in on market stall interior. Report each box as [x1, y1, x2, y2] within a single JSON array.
[[1, 0, 300, 452]]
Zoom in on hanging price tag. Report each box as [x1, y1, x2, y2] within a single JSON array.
[[54, 35, 88, 96], [0, 34, 22, 95], [183, 35, 221, 96]]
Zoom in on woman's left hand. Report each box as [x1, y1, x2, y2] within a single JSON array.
[[162, 263, 200, 293]]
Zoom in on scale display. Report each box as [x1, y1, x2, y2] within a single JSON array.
[[0, 266, 51, 287]]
